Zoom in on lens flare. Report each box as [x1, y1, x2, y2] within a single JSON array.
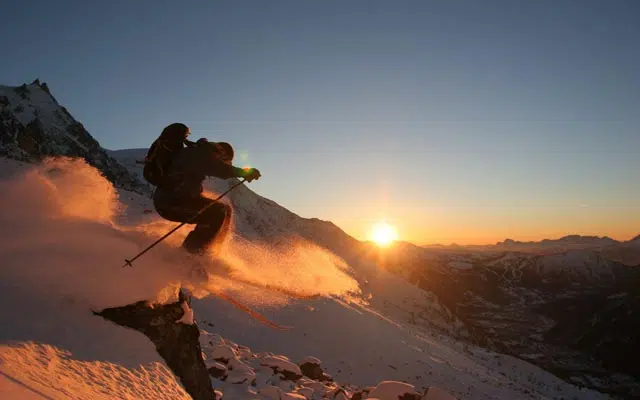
[[369, 221, 399, 247]]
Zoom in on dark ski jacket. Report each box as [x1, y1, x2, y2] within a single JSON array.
[[154, 145, 242, 200]]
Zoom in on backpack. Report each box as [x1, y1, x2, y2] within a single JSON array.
[[143, 123, 190, 187], [143, 138, 182, 186]]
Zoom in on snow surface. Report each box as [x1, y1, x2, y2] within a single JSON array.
[[423, 386, 458, 400], [259, 355, 303, 377], [302, 356, 322, 365], [536, 250, 615, 279], [367, 381, 419, 399], [176, 301, 195, 325], [0, 84, 76, 141], [484, 250, 618, 282], [0, 156, 610, 399], [211, 344, 239, 362]]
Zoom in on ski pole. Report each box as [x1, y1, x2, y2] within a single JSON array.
[[122, 178, 247, 267]]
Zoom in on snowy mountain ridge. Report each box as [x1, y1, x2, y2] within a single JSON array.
[[423, 234, 638, 256], [484, 250, 618, 282], [498, 235, 619, 247]]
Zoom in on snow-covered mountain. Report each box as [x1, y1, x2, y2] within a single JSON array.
[[598, 235, 640, 267], [0, 80, 150, 195], [423, 235, 640, 264], [0, 80, 612, 399], [471, 235, 640, 268]]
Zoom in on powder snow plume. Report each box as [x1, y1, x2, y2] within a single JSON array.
[[172, 185, 362, 305], [0, 156, 360, 310], [214, 235, 361, 304], [0, 157, 184, 310]]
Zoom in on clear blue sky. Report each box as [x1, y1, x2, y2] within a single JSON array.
[[2, 0, 639, 244]]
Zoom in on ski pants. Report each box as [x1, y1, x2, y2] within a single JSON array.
[[154, 192, 232, 256]]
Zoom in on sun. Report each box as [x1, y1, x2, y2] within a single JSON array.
[[369, 221, 399, 247]]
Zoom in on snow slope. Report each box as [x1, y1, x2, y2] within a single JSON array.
[[0, 156, 608, 399]]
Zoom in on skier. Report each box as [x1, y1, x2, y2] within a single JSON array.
[[144, 122, 261, 256]]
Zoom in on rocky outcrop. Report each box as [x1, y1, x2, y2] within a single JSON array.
[[299, 356, 333, 382], [195, 332, 459, 400], [94, 293, 215, 400]]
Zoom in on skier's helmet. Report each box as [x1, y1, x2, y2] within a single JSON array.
[[160, 122, 190, 141]]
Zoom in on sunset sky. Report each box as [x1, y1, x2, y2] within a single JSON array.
[[2, 1, 639, 245]]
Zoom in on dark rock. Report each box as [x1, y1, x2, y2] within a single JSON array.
[[208, 364, 227, 380], [351, 388, 373, 400], [95, 299, 215, 400], [278, 369, 302, 382], [351, 391, 363, 400], [327, 387, 350, 399], [299, 361, 324, 380], [19, 120, 45, 156], [15, 84, 29, 99], [41, 82, 52, 96]]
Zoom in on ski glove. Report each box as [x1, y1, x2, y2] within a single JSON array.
[[244, 168, 261, 182], [235, 167, 261, 182]]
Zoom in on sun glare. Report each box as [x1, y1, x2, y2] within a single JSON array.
[[370, 221, 399, 247]]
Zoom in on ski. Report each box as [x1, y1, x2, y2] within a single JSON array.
[[187, 256, 322, 301], [210, 289, 292, 331], [228, 276, 322, 301]]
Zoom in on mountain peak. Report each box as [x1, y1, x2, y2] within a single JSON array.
[[0, 80, 150, 195], [30, 78, 54, 98]]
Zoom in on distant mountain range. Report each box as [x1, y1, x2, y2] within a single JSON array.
[[419, 235, 640, 267], [423, 234, 637, 250], [497, 234, 619, 247]]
